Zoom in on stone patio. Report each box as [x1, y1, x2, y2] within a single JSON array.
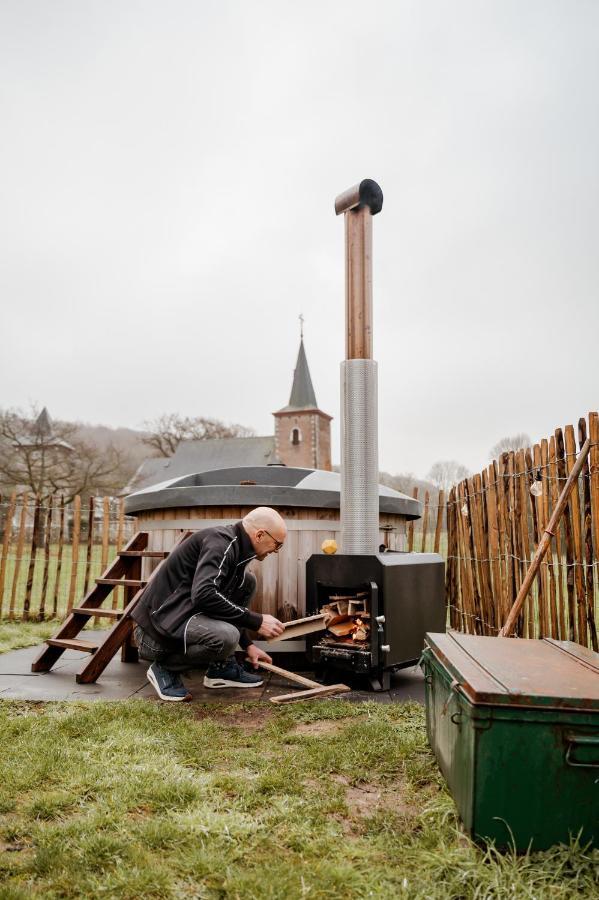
[[0, 631, 426, 704]]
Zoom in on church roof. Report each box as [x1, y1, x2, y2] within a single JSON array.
[[276, 339, 318, 412], [123, 435, 279, 494], [34, 407, 53, 436], [17, 407, 75, 452]]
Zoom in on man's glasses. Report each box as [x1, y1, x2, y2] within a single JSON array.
[[262, 529, 284, 552]]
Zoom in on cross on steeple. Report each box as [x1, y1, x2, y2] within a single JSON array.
[[299, 313, 304, 341]]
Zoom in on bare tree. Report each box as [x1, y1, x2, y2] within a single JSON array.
[[0, 407, 130, 501], [489, 433, 531, 460], [142, 413, 256, 457], [427, 460, 471, 493]]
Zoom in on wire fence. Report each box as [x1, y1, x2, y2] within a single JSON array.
[[0, 494, 135, 621]]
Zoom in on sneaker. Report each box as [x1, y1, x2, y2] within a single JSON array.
[[203, 657, 264, 689], [147, 662, 192, 702]]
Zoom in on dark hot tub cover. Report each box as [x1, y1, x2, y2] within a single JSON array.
[[124, 466, 420, 519]]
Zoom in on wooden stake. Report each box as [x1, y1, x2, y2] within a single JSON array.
[[548, 437, 565, 640], [0, 491, 17, 618], [540, 441, 558, 638], [52, 496, 66, 619], [83, 497, 95, 596], [434, 490, 444, 554], [444, 488, 459, 629], [499, 435, 591, 637], [407, 487, 418, 551], [484, 467, 500, 634], [23, 497, 41, 621], [533, 444, 548, 637], [67, 495, 81, 613], [9, 493, 29, 619], [420, 491, 430, 553], [515, 451, 531, 637], [113, 499, 125, 610], [38, 494, 54, 621], [578, 417, 598, 650], [556, 429, 576, 640], [565, 425, 587, 646]]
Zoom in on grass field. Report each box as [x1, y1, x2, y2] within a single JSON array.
[[0, 698, 597, 899], [0, 620, 62, 655]]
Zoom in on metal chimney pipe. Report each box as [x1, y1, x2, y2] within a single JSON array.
[[335, 179, 383, 555]]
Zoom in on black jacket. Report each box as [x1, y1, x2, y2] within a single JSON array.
[[132, 522, 263, 648]]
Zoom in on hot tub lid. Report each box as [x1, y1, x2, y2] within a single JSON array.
[[124, 466, 420, 519]]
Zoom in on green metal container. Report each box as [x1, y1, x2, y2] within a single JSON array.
[[421, 632, 599, 850]]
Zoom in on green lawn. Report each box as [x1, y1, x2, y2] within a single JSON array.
[[0, 699, 596, 899], [0, 620, 63, 655]]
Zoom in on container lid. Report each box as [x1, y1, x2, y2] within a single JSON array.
[[425, 632, 599, 711]]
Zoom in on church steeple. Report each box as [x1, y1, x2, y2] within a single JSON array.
[[273, 321, 332, 471], [286, 339, 318, 411]]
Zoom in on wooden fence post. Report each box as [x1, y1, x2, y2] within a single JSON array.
[[564, 425, 587, 646], [83, 497, 95, 596], [9, 493, 29, 619], [23, 496, 41, 621], [420, 491, 429, 553], [38, 494, 54, 621], [0, 491, 17, 618], [578, 417, 598, 651], [434, 490, 444, 554], [67, 496, 81, 613], [113, 498, 125, 610], [52, 496, 66, 619], [407, 487, 418, 552]]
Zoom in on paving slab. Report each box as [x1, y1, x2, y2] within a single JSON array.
[[0, 632, 425, 705]]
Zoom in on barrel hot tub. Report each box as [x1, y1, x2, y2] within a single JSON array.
[[124, 466, 420, 621]]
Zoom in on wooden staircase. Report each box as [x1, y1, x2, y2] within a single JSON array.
[[31, 531, 190, 684]]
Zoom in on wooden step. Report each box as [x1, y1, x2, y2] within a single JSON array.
[[119, 550, 168, 558], [96, 578, 147, 587], [72, 607, 123, 619], [46, 639, 98, 653]]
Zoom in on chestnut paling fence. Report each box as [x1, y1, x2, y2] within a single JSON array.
[[1, 412, 598, 652], [0, 495, 135, 621], [444, 412, 599, 650]]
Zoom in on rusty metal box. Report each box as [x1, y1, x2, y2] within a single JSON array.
[[421, 632, 599, 850]]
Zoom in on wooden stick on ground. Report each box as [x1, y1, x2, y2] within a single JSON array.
[[499, 436, 591, 637], [256, 660, 350, 704]]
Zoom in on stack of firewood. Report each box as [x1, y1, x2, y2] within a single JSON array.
[[320, 592, 370, 643]]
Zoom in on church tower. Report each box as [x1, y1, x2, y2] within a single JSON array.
[[273, 331, 332, 470]]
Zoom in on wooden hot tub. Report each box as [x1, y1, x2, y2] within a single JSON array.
[[124, 466, 420, 621]]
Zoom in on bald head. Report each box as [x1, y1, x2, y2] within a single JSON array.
[[242, 507, 287, 560]]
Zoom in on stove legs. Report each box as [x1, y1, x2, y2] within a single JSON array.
[[369, 670, 391, 692]]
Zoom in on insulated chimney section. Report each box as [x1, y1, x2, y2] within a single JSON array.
[[335, 179, 383, 555]]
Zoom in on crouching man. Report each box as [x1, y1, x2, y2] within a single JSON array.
[[132, 507, 286, 701]]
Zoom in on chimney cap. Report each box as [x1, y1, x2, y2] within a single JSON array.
[[334, 179, 383, 216]]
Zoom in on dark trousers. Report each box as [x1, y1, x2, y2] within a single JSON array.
[[134, 573, 257, 673]]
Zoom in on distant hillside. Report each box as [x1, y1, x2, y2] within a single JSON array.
[[71, 422, 150, 467]]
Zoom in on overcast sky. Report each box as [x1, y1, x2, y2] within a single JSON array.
[[2, 0, 598, 478]]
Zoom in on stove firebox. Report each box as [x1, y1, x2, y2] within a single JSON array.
[[306, 551, 445, 690]]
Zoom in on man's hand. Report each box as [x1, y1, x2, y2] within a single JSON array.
[[245, 644, 273, 670], [257, 614, 284, 639]]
